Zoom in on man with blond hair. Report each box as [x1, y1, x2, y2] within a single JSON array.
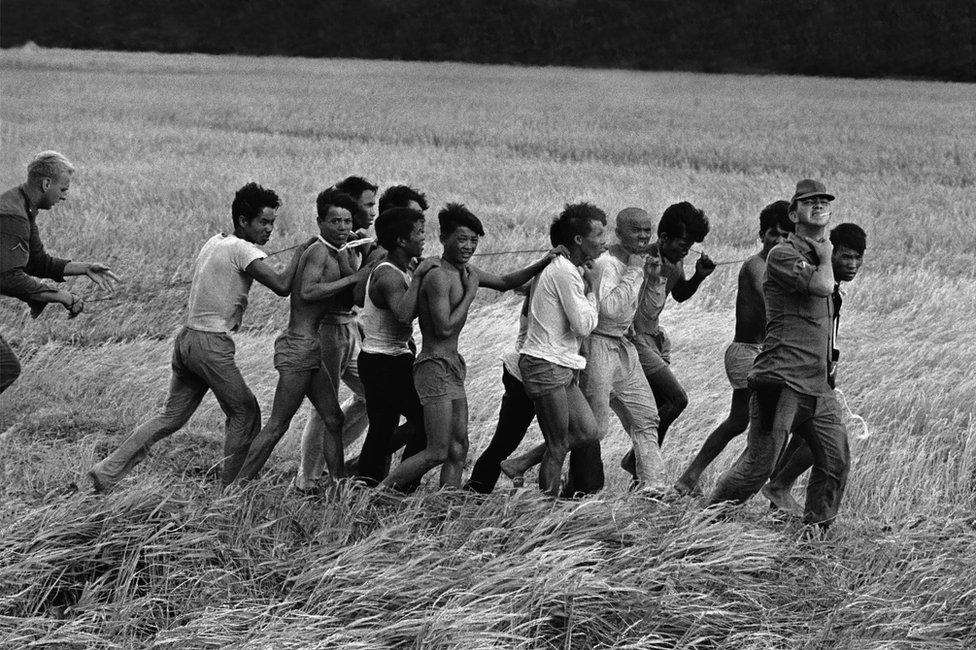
[[0, 151, 120, 393]]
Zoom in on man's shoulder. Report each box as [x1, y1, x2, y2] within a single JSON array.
[[0, 186, 27, 219], [592, 251, 623, 271], [740, 254, 765, 277]]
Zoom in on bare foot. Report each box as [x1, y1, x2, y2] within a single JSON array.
[[88, 469, 109, 494], [761, 483, 803, 517], [499, 459, 525, 487], [673, 479, 701, 497]]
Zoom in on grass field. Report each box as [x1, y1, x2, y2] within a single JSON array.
[[2, 47, 975, 648]]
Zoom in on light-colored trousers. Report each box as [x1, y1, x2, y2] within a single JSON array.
[[294, 320, 367, 489], [580, 334, 666, 488]]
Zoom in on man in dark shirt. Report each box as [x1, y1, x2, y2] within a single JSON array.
[[674, 201, 793, 495], [0, 151, 119, 393], [708, 180, 850, 528], [762, 223, 867, 514]]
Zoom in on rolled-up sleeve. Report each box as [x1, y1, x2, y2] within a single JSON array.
[[766, 245, 816, 295], [596, 258, 643, 322]]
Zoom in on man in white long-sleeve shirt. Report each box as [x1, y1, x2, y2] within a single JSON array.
[[497, 208, 667, 494], [518, 203, 606, 496], [577, 208, 667, 491]]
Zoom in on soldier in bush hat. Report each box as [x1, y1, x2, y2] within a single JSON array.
[[709, 179, 850, 529]]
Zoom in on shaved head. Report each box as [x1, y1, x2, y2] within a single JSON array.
[[615, 207, 651, 230], [614, 207, 655, 254]]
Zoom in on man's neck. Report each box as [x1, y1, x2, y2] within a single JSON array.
[[795, 224, 827, 241], [20, 183, 42, 212], [388, 248, 413, 272], [608, 243, 631, 264], [231, 228, 254, 243], [567, 247, 587, 267]]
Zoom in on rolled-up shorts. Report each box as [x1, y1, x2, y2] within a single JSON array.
[[414, 351, 467, 405], [518, 354, 576, 400], [724, 342, 762, 390], [273, 331, 322, 373], [630, 328, 672, 375]]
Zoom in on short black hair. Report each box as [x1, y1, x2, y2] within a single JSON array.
[[759, 200, 794, 235], [375, 207, 425, 251], [335, 176, 378, 200], [316, 188, 359, 221], [549, 202, 607, 248], [438, 202, 485, 237], [658, 201, 709, 242], [378, 185, 428, 215], [830, 223, 867, 255], [232, 182, 280, 229]]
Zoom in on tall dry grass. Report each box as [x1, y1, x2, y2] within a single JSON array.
[[1, 47, 975, 647]]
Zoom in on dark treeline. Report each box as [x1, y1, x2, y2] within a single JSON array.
[[2, 0, 974, 81]]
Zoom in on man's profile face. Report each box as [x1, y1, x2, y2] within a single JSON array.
[[659, 232, 693, 263], [239, 207, 277, 245], [578, 220, 607, 262], [402, 219, 426, 258], [318, 206, 353, 247], [616, 215, 655, 254], [355, 190, 377, 228], [38, 172, 71, 210], [440, 225, 479, 264], [832, 244, 863, 282]]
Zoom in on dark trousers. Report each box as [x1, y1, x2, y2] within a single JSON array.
[[0, 334, 21, 394], [357, 351, 427, 485], [709, 381, 849, 526], [467, 368, 536, 494]]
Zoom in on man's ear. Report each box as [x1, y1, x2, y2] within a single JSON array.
[[573, 234, 583, 247], [39, 177, 51, 192]]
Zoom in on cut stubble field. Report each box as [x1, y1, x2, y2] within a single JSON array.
[[1, 48, 975, 647]]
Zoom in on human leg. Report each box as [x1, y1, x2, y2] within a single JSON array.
[[382, 398, 452, 490], [0, 334, 21, 394], [339, 323, 368, 447], [707, 384, 809, 508], [645, 364, 689, 446], [533, 387, 571, 496], [799, 393, 850, 527], [609, 341, 665, 489], [441, 397, 469, 488], [357, 352, 412, 485], [296, 323, 347, 489], [467, 368, 537, 493], [676, 387, 751, 495], [235, 370, 313, 482], [761, 433, 809, 515], [563, 378, 603, 495]]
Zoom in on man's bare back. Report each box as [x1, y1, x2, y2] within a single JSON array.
[[733, 253, 766, 344]]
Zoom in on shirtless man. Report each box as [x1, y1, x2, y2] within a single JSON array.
[[356, 207, 439, 485], [761, 222, 866, 514], [673, 201, 793, 495], [236, 189, 374, 484], [91, 183, 309, 491], [296, 175, 380, 483], [381, 203, 560, 490]]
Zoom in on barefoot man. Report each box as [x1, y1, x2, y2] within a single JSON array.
[[673, 200, 793, 495], [761, 222, 866, 514], [381, 203, 560, 490], [236, 189, 375, 484], [708, 180, 850, 528], [90, 183, 309, 491]]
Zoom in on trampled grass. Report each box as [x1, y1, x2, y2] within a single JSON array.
[[1, 47, 975, 647]]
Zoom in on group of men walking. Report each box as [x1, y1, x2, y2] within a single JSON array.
[[1, 150, 866, 528]]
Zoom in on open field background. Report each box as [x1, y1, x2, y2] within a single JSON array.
[[2, 48, 975, 647]]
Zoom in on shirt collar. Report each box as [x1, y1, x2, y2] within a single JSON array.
[[18, 185, 37, 219]]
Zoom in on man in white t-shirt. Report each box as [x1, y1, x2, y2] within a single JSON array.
[[89, 183, 311, 491]]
